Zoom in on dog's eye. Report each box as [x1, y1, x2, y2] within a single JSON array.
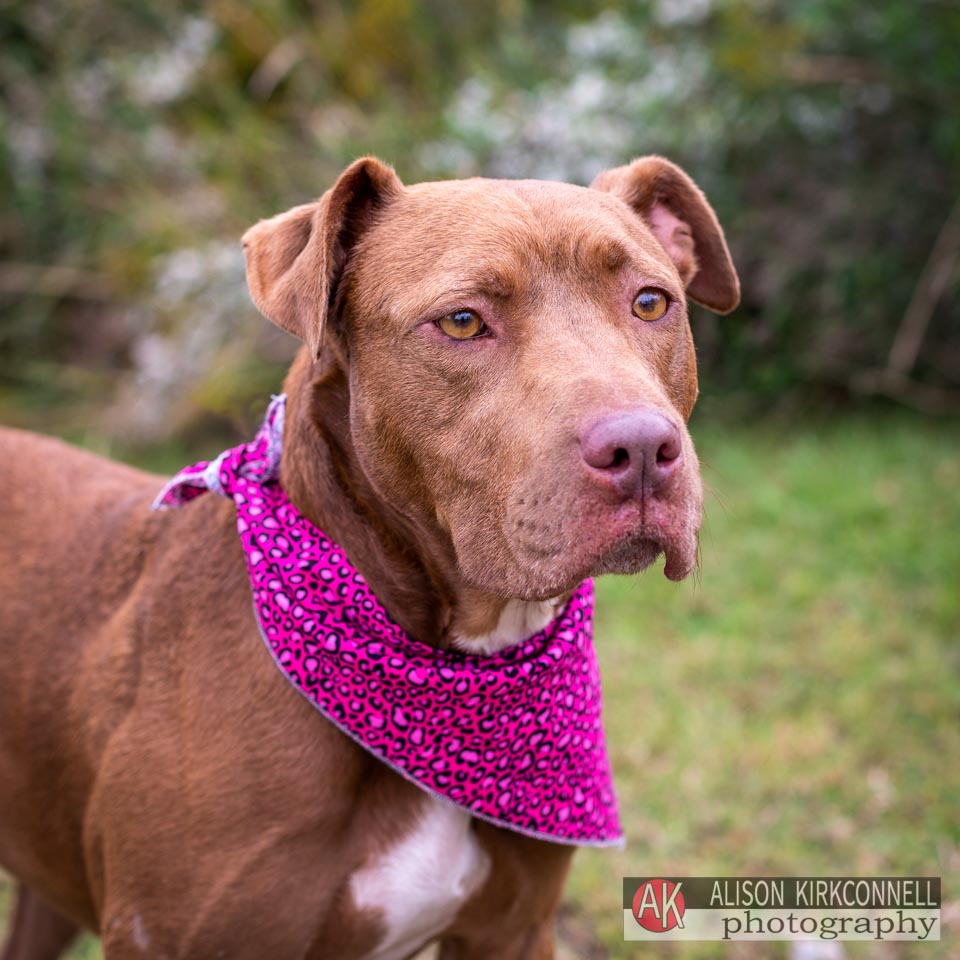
[[632, 288, 670, 322], [437, 310, 486, 340]]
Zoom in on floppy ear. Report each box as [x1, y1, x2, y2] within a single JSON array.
[[242, 157, 402, 358], [591, 156, 740, 314]]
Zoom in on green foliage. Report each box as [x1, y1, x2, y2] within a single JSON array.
[[706, 0, 960, 398], [1, 0, 958, 429]]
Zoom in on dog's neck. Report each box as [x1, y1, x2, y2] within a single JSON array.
[[279, 350, 562, 651]]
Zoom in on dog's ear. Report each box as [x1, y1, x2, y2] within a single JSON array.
[[591, 156, 739, 314], [242, 157, 402, 358]]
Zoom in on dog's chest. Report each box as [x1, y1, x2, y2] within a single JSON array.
[[350, 797, 489, 960]]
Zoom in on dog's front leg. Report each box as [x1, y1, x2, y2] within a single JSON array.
[[434, 826, 572, 960], [0, 884, 79, 960], [435, 925, 556, 960]]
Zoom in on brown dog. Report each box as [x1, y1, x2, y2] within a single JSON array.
[[0, 156, 737, 960]]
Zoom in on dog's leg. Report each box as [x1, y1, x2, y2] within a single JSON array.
[[435, 927, 555, 960], [0, 884, 79, 960]]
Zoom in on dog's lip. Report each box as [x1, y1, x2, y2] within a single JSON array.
[[618, 522, 697, 582], [511, 523, 667, 579], [500, 535, 660, 601], [591, 531, 663, 569], [508, 499, 697, 586]]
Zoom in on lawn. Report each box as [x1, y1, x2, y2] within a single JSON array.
[[2, 413, 957, 959]]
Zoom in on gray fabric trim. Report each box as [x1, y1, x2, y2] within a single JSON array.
[[263, 393, 285, 481], [202, 450, 229, 496]]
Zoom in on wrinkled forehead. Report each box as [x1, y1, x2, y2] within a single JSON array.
[[352, 178, 678, 312]]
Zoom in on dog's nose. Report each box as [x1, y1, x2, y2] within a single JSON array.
[[579, 409, 682, 497]]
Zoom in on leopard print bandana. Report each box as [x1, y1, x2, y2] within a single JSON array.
[[154, 395, 623, 846]]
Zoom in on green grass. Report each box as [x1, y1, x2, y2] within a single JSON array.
[[2, 414, 957, 958], [564, 414, 960, 958]]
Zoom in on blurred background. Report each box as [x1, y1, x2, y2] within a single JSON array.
[[1, 1, 957, 958]]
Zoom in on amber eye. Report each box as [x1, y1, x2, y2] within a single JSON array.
[[632, 288, 670, 322], [437, 310, 486, 340]]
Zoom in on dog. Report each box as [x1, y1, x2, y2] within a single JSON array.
[[0, 155, 738, 960]]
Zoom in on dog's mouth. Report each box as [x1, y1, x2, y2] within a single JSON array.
[[570, 519, 698, 583], [590, 528, 696, 582], [501, 491, 701, 598]]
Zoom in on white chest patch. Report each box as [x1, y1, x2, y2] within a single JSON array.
[[351, 796, 490, 960], [452, 597, 563, 656]]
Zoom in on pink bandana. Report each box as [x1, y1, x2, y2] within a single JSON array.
[[154, 396, 622, 846]]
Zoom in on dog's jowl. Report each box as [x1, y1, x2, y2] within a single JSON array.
[[0, 156, 738, 960]]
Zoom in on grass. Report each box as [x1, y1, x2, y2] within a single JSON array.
[[2, 412, 957, 958], [564, 413, 960, 959]]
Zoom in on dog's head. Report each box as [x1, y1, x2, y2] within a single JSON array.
[[242, 158, 738, 601]]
